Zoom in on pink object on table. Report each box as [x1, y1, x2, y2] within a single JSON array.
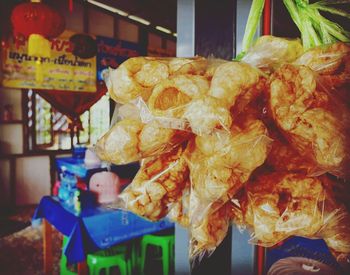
[[89, 172, 120, 204], [53, 181, 61, 196]]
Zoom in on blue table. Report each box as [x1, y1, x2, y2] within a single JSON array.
[[33, 196, 174, 274]]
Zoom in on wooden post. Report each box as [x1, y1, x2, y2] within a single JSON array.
[[78, 262, 89, 275], [43, 219, 53, 275]]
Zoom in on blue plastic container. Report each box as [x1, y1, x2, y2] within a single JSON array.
[[56, 157, 87, 178]]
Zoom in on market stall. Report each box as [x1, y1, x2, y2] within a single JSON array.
[[1, 0, 350, 274], [95, 0, 350, 274]]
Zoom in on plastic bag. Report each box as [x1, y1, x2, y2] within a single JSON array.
[[117, 143, 189, 221], [242, 35, 304, 72], [95, 42, 350, 267], [167, 184, 190, 228], [95, 113, 191, 165], [294, 42, 350, 76], [229, 172, 350, 263], [107, 56, 208, 104], [268, 63, 350, 179], [186, 118, 272, 262]]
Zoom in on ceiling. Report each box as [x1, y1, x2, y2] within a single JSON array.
[[99, 0, 177, 33]]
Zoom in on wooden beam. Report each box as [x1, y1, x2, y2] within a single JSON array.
[[43, 219, 53, 275]]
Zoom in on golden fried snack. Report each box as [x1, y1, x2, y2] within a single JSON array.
[[95, 119, 190, 165], [189, 119, 271, 206], [204, 59, 229, 79], [190, 203, 231, 259], [119, 144, 189, 221], [147, 75, 210, 118], [95, 119, 143, 164], [138, 120, 191, 157], [109, 57, 168, 104], [109, 57, 208, 104], [168, 56, 208, 75], [183, 96, 232, 135], [167, 184, 190, 227], [269, 64, 349, 177], [242, 35, 304, 72], [209, 61, 263, 107], [267, 138, 318, 175], [294, 42, 350, 75], [239, 173, 326, 246], [244, 193, 285, 245], [184, 120, 271, 258], [322, 209, 350, 256]]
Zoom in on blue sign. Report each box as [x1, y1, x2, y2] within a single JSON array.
[[96, 36, 142, 81]]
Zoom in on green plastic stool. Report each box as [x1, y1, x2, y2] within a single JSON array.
[[140, 234, 175, 275], [60, 236, 77, 275], [87, 252, 131, 275]]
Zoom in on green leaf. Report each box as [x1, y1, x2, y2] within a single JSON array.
[[241, 0, 265, 52]]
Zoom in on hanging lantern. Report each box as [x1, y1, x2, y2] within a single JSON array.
[[11, 0, 65, 56], [11, 0, 65, 82]]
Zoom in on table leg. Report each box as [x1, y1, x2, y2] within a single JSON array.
[[43, 219, 53, 275], [78, 261, 88, 275]]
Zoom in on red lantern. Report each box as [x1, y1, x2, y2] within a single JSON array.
[[11, 0, 65, 82], [11, 1, 65, 40]]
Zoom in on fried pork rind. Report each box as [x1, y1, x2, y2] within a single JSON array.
[[230, 172, 350, 260], [183, 96, 232, 136], [147, 75, 210, 118], [209, 61, 264, 108], [235, 173, 326, 247], [168, 56, 208, 75], [119, 144, 189, 221], [189, 203, 231, 264], [294, 42, 350, 75], [267, 138, 320, 175], [242, 35, 303, 72], [95, 119, 190, 165], [95, 119, 143, 164], [167, 184, 190, 227], [187, 119, 271, 260], [269, 64, 350, 178], [108, 57, 208, 104]]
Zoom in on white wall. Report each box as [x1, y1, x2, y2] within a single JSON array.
[[15, 156, 51, 205], [0, 159, 11, 207], [0, 88, 23, 154]]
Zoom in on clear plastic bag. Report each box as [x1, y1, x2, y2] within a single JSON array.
[[111, 57, 268, 138], [96, 41, 350, 267], [294, 42, 350, 75], [186, 118, 272, 262], [229, 172, 350, 263], [95, 108, 192, 165], [117, 143, 189, 221], [242, 35, 304, 72], [106, 56, 208, 104], [268, 63, 350, 179]]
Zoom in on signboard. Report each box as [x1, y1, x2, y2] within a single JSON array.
[[1, 30, 96, 92], [96, 36, 142, 81], [147, 46, 176, 57]]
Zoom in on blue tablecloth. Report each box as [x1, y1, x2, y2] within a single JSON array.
[[33, 196, 174, 264], [266, 236, 341, 272]]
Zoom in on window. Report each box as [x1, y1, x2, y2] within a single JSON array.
[[26, 90, 110, 151]]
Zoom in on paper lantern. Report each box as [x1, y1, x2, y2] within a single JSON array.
[[11, 0, 65, 57], [11, 0, 65, 82]]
